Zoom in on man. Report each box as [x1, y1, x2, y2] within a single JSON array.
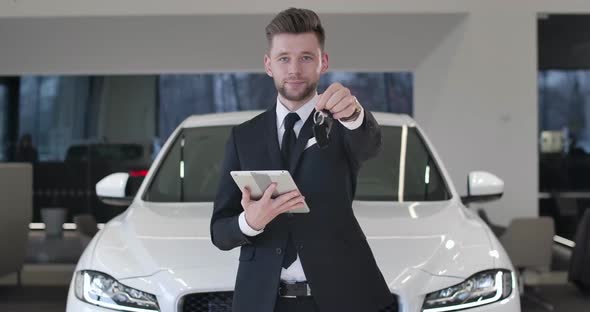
[[14, 134, 38, 163], [210, 8, 394, 312]]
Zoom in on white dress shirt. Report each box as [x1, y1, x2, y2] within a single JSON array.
[[238, 93, 365, 282]]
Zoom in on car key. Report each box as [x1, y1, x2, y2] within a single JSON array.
[[313, 110, 334, 149]]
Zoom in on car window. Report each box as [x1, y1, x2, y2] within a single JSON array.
[[144, 125, 450, 202], [144, 126, 231, 202], [66, 144, 143, 162], [92, 145, 143, 161], [356, 126, 450, 201]]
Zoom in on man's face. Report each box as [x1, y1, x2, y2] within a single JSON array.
[[264, 32, 329, 103]]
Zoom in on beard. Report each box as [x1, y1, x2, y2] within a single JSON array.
[[276, 78, 318, 102]]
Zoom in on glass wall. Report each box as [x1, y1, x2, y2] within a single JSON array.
[[4, 72, 413, 224], [158, 72, 412, 142], [538, 14, 590, 242], [538, 70, 590, 239], [0, 84, 7, 161]]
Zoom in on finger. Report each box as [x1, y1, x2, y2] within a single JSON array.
[[279, 196, 306, 213], [333, 106, 356, 120], [316, 92, 326, 111], [262, 183, 277, 201], [332, 102, 353, 117], [333, 102, 356, 119], [316, 83, 341, 111], [333, 96, 357, 118], [272, 190, 302, 208], [285, 196, 305, 209], [325, 89, 350, 111]]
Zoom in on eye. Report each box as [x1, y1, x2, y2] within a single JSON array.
[[278, 57, 289, 62], [302, 56, 313, 61]]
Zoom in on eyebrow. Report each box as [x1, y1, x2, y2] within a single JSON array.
[[275, 51, 316, 58]]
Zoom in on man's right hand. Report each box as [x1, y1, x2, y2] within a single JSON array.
[[241, 183, 305, 231]]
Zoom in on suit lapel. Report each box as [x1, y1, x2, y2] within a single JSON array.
[[290, 109, 316, 173], [262, 105, 284, 170]]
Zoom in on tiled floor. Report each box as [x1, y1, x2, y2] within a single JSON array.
[[521, 284, 590, 311], [0, 286, 67, 312]]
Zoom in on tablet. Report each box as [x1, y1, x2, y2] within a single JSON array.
[[230, 170, 310, 213]]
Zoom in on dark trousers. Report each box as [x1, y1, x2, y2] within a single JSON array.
[[274, 297, 320, 312], [274, 296, 398, 312]]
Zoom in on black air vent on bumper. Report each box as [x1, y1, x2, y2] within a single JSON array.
[[179, 292, 398, 312], [180, 292, 233, 312]]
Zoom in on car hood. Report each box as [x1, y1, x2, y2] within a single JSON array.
[[92, 200, 497, 286]]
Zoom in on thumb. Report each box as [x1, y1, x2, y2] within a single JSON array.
[[316, 93, 325, 111], [241, 187, 251, 206]]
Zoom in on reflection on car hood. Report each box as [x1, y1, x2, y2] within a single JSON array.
[[92, 200, 495, 285]]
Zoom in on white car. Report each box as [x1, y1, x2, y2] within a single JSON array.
[[66, 111, 520, 312]]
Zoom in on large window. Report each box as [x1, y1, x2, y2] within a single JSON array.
[[14, 73, 412, 162], [6, 72, 412, 223], [145, 125, 450, 203], [538, 15, 590, 241], [0, 84, 7, 161], [19, 76, 95, 161], [158, 72, 413, 141], [538, 70, 590, 191], [538, 70, 590, 240]]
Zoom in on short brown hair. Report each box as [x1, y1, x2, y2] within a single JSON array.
[[265, 8, 325, 50]]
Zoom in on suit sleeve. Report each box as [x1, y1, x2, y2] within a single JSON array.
[[341, 109, 382, 168], [210, 127, 253, 251]]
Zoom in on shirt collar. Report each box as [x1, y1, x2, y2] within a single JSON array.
[[276, 93, 318, 129]]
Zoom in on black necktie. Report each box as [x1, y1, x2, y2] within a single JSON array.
[[281, 112, 300, 268], [281, 112, 300, 168]]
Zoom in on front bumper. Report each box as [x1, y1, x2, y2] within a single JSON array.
[[67, 282, 520, 312]]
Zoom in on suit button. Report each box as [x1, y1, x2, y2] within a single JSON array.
[[287, 213, 293, 218], [297, 244, 304, 250], [276, 248, 282, 255]]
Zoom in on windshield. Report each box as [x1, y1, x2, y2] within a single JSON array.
[[143, 125, 451, 202]]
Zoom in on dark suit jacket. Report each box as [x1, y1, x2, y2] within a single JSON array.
[[570, 208, 590, 288], [210, 105, 394, 312]]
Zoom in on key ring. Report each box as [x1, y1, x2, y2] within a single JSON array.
[[313, 110, 332, 125]]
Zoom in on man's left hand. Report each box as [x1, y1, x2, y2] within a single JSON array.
[[316, 82, 361, 121]]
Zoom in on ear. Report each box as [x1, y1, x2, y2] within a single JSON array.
[[264, 54, 273, 77], [320, 52, 329, 74]]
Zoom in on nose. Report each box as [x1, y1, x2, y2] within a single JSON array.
[[288, 60, 301, 76]]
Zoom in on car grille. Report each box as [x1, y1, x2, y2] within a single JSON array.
[[180, 292, 233, 312], [179, 292, 398, 312]]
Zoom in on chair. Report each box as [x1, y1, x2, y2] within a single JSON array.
[[476, 208, 507, 237], [0, 163, 33, 285], [569, 208, 590, 294], [499, 217, 555, 311], [73, 214, 99, 248]]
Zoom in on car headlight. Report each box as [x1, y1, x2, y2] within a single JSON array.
[[422, 270, 514, 312], [74, 270, 159, 312]]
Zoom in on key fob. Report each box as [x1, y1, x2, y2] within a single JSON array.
[[313, 110, 333, 149]]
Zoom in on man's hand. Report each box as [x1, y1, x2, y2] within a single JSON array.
[[316, 82, 361, 121], [241, 183, 305, 231]]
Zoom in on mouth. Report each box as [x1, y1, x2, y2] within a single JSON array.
[[284, 81, 307, 90], [285, 80, 306, 85]]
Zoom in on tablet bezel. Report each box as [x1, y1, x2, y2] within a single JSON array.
[[230, 170, 310, 213]]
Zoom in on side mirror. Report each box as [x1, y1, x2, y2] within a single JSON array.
[[96, 173, 133, 206], [461, 171, 504, 205]]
